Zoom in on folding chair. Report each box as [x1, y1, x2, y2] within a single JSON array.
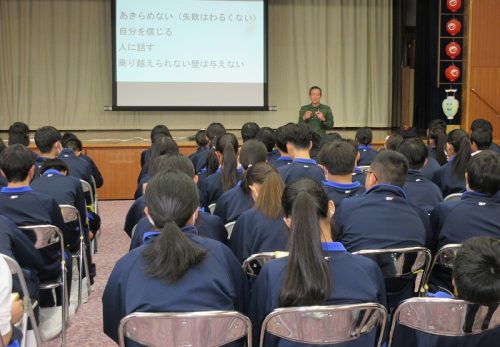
[[19, 225, 69, 345], [260, 303, 387, 347], [388, 297, 500, 347], [424, 243, 462, 293], [91, 176, 99, 215], [81, 179, 100, 253], [357, 165, 371, 173], [59, 204, 92, 309], [242, 252, 288, 277], [0, 254, 43, 347], [444, 192, 463, 201], [224, 221, 236, 240], [118, 311, 252, 347], [208, 203, 216, 214], [353, 247, 432, 309]]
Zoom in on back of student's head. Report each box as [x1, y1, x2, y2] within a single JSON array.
[[370, 150, 409, 187], [470, 129, 492, 151], [318, 133, 342, 151], [282, 123, 312, 150], [0, 137, 5, 155], [428, 126, 448, 165], [40, 158, 68, 175], [239, 139, 267, 170], [61, 132, 78, 147], [355, 127, 373, 146], [215, 133, 239, 192], [470, 118, 493, 133], [150, 125, 172, 143], [453, 236, 500, 306], [385, 134, 404, 151], [274, 125, 288, 154], [241, 163, 284, 219], [241, 122, 260, 142], [206, 122, 226, 143], [63, 137, 83, 152], [279, 178, 332, 307], [34, 126, 61, 154], [447, 129, 471, 179], [8, 122, 30, 147], [255, 127, 276, 153], [428, 119, 447, 132], [194, 130, 208, 147], [397, 137, 428, 170], [397, 126, 418, 139], [0, 144, 34, 182], [142, 171, 206, 284], [466, 150, 500, 196], [318, 141, 357, 176], [149, 154, 195, 178]]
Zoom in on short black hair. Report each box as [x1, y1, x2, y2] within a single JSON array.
[[149, 154, 195, 178], [150, 125, 171, 143], [282, 123, 312, 150], [470, 118, 493, 133], [239, 139, 268, 169], [206, 123, 226, 142], [61, 132, 78, 147], [194, 130, 208, 147], [241, 122, 260, 142], [256, 127, 275, 152], [318, 141, 357, 175], [309, 86, 322, 95], [397, 138, 428, 170], [8, 122, 30, 147], [453, 236, 500, 306], [355, 127, 373, 146], [318, 133, 342, 151], [466, 150, 500, 196], [470, 129, 492, 150], [64, 137, 83, 152], [385, 134, 404, 151], [274, 125, 288, 153], [0, 144, 34, 182], [0, 137, 5, 155], [371, 150, 409, 187], [34, 126, 61, 153], [40, 158, 69, 175], [428, 119, 447, 132]]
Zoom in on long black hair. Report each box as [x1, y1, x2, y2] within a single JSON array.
[[214, 133, 239, 192], [428, 126, 447, 165], [279, 179, 332, 307], [447, 129, 471, 179], [142, 171, 206, 284], [204, 123, 226, 174]]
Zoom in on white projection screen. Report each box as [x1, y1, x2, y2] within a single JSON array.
[[112, 0, 268, 110]]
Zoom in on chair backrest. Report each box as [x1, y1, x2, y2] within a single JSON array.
[[260, 303, 387, 347], [388, 298, 500, 347], [208, 203, 216, 214], [357, 165, 370, 173], [242, 252, 277, 277], [80, 179, 95, 207], [118, 311, 252, 347], [424, 243, 462, 288], [353, 247, 432, 294], [444, 192, 463, 201], [224, 221, 236, 240], [18, 225, 63, 251]]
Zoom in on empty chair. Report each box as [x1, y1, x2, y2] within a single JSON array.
[[260, 303, 387, 347], [425, 243, 462, 294], [118, 311, 252, 347]]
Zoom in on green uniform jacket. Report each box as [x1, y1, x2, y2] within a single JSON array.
[[298, 103, 334, 137]]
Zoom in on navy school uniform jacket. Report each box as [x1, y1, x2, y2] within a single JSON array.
[[321, 180, 366, 207], [249, 242, 386, 347], [129, 212, 228, 250], [140, 148, 151, 168], [33, 156, 49, 178], [270, 156, 293, 169], [267, 149, 281, 162], [277, 158, 325, 185], [403, 169, 443, 213], [422, 157, 441, 181], [351, 167, 366, 186], [334, 184, 430, 253], [134, 174, 149, 199], [124, 197, 146, 237], [80, 154, 103, 188], [213, 184, 253, 224], [489, 142, 500, 153], [58, 148, 93, 184], [199, 167, 244, 209], [192, 149, 210, 174], [0, 175, 6, 188], [229, 208, 288, 263], [431, 158, 466, 197], [102, 225, 249, 344], [357, 145, 378, 166]]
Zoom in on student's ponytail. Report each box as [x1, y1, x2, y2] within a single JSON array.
[[216, 134, 239, 192], [429, 127, 447, 166], [448, 129, 471, 179], [142, 172, 206, 284], [279, 179, 331, 307]]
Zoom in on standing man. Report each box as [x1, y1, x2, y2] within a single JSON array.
[[298, 86, 334, 137]]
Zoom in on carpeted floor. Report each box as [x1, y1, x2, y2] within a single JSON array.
[[42, 200, 133, 347]]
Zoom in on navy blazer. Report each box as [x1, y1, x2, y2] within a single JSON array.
[[103, 225, 249, 344], [140, 148, 151, 168], [432, 158, 466, 197], [124, 197, 146, 237], [352, 167, 367, 187], [357, 145, 378, 166], [199, 168, 244, 209], [422, 157, 441, 180], [0, 176, 6, 188], [322, 181, 366, 207], [249, 242, 386, 347], [192, 149, 210, 174], [334, 184, 430, 252], [277, 158, 325, 184], [58, 148, 93, 184], [213, 184, 253, 224], [269, 156, 293, 169], [229, 208, 288, 263], [267, 149, 281, 162], [33, 156, 49, 178], [403, 169, 443, 213], [80, 154, 103, 188]]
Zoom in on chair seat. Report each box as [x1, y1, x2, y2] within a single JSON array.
[[40, 278, 63, 290]]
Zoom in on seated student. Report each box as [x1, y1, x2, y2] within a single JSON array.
[[341, 139, 368, 187], [140, 124, 172, 169], [256, 127, 279, 162], [214, 140, 268, 224], [318, 132, 343, 150], [334, 150, 430, 252], [128, 154, 228, 248], [33, 126, 62, 178], [0, 256, 24, 347], [103, 172, 248, 345], [192, 122, 226, 174], [249, 178, 386, 347], [427, 120, 448, 165], [269, 124, 293, 169], [229, 163, 287, 263], [383, 133, 403, 151], [188, 129, 209, 169], [241, 122, 260, 143], [355, 127, 378, 166], [277, 123, 325, 184], [470, 129, 492, 156], [432, 129, 471, 197], [397, 138, 443, 213], [61, 133, 104, 188], [199, 133, 243, 208], [318, 141, 366, 207], [7, 122, 38, 161], [58, 137, 93, 186], [470, 118, 500, 152], [309, 131, 322, 161]]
